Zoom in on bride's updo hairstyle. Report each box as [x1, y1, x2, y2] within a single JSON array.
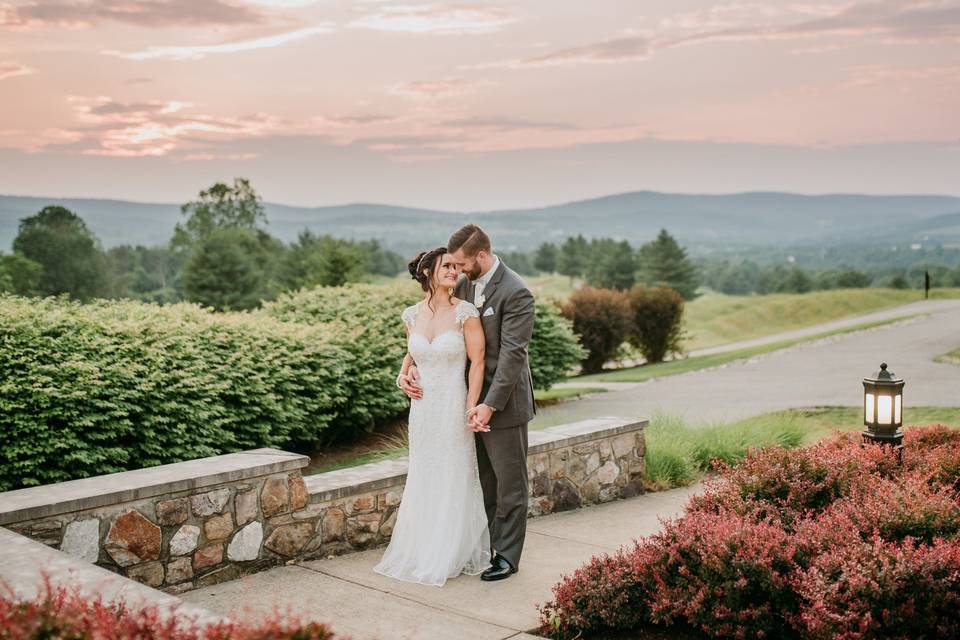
[[408, 246, 451, 311]]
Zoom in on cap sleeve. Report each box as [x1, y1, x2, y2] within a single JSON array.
[[456, 300, 480, 327], [401, 303, 419, 329]]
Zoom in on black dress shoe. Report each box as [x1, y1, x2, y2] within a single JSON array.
[[481, 555, 517, 581]]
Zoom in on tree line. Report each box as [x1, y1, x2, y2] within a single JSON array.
[[0, 179, 405, 310]]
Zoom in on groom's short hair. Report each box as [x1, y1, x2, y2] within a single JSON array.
[[448, 224, 491, 257]]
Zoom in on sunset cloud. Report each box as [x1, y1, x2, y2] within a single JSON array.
[[0, 60, 35, 80], [390, 77, 479, 98], [0, 0, 263, 29], [103, 25, 333, 60], [350, 3, 515, 34]]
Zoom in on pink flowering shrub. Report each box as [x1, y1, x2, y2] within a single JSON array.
[[540, 426, 960, 640], [0, 575, 340, 640]]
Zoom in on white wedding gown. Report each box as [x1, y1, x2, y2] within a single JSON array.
[[373, 300, 491, 586]]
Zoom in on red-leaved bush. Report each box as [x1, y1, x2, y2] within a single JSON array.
[[540, 425, 960, 640], [0, 575, 340, 640]]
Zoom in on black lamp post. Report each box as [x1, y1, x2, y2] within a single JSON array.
[[862, 362, 905, 458]]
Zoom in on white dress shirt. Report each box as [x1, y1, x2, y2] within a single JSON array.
[[473, 256, 500, 307]]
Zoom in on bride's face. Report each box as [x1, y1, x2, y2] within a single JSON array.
[[432, 254, 460, 288]]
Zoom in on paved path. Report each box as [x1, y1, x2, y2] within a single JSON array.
[[537, 299, 960, 428], [180, 484, 701, 640]]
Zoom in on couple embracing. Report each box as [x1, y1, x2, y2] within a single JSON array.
[[373, 224, 536, 587]]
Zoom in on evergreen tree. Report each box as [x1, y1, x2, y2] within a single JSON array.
[[558, 234, 589, 281], [534, 242, 559, 273], [181, 227, 266, 310], [0, 252, 42, 295], [12, 206, 110, 301], [586, 239, 636, 290], [636, 229, 700, 300]]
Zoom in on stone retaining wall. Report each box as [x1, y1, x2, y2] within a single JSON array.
[[0, 417, 645, 594], [299, 417, 647, 560]]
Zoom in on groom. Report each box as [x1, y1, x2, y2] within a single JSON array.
[[401, 224, 537, 581]]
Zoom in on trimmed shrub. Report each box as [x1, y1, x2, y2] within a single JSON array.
[[626, 285, 685, 363], [540, 426, 960, 640], [0, 295, 351, 491], [561, 286, 632, 374], [0, 576, 338, 639], [529, 301, 585, 390], [263, 283, 420, 441]]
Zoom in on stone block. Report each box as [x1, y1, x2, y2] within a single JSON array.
[[228, 521, 263, 562], [599, 486, 620, 503], [530, 471, 551, 498], [260, 477, 289, 517], [321, 507, 346, 543], [346, 513, 380, 547], [551, 479, 582, 512], [597, 460, 620, 485], [292, 503, 324, 520], [289, 475, 308, 510], [612, 433, 635, 458], [378, 508, 398, 539], [235, 489, 258, 526], [379, 489, 402, 508], [105, 509, 161, 567], [346, 494, 375, 515], [599, 440, 613, 459], [169, 524, 200, 556], [573, 442, 599, 456], [165, 557, 193, 584], [203, 512, 234, 541], [264, 522, 314, 557], [585, 452, 601, 476], [581, 477, 600, 504], [190, 488, 231, 517], [127, 561, 164, 587], [60, 518, 100, 563], [30, 519, 62, 545], [567, 455, 587, 485], [548, 451, 567, 480], [155, 498, 189, 525], [193, 543, 223, 569]]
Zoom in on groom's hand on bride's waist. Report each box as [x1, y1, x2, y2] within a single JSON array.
[[398, 366, 423, 400]]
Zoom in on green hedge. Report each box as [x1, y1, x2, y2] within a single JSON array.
[[0, 284, 584, 490], [0, 295, 351, 491], [263, 283, 421, 442]]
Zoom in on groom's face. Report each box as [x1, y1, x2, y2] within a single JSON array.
[[450, 248, 482, 281]]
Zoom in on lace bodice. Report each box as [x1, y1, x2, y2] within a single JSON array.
[[403, 300, 479, 377]]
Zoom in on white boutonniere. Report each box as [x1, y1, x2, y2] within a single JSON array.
[[474, 294, 485, 309]]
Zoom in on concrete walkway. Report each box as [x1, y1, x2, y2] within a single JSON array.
[[537, 299, 960, 428], [180, 484, 701, 640]]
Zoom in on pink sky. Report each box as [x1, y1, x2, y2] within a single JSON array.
[[1, 0, 959, 209]]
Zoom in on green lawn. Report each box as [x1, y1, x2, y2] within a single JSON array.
[[534, 386, 607, 406], [644, 405, 960, 490], [573, 316, 911, 384], [682, 288, 960, 351], [936, 346, 960, 364]]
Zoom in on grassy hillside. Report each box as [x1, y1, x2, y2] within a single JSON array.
[[684, 288, 960, 350]]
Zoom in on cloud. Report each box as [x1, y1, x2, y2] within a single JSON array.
[[390, 77, 479, 98], [484, 0, 960, 69], [39, 96, 298, 157], [440, 116, 580, 131], [350, 3, 515, 34], [0, 0, 264, 29], [0, 60, 35, 80], [103, 25, 333, 61]]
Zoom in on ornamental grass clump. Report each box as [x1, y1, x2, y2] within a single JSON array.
[[540, 425, 960, 640]]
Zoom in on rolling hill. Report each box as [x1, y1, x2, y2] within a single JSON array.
[[2, 191, 958, 255]]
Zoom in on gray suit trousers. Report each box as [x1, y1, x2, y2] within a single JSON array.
[[475, 423, 528, 569]]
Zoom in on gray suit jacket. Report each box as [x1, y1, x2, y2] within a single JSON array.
[[454, 261, 536, 430]]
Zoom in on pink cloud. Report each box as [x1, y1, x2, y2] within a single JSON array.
[[0, 60, 35, 80], [350, 3, 515, 34], [0, 0, 264, 29]]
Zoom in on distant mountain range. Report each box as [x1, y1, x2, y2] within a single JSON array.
[[2, 191, 959, 256]]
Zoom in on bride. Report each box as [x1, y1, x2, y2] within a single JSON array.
[[373, 246, 491, 586]]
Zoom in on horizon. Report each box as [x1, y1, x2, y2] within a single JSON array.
[[2, 0, 959, 209], [3, 187, 960, 215]]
